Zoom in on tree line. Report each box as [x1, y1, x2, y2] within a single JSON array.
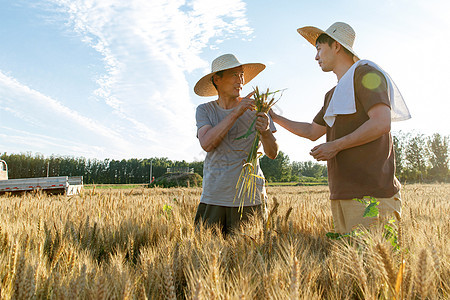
[[0, 150, 326, 184], [1, 132, 448, 184], [393, 132, 449, 182]]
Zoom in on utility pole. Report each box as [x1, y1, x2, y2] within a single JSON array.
[[47, 161, 49, 177]]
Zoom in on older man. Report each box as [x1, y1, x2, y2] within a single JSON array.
[[194, 53, 278, 235], [270, 22, 410, 233]]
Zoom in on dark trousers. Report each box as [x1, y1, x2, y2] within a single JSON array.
[[194, 203, 262, 236]]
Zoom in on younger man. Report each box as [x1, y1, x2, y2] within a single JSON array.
[[270, 22, 410, 233]]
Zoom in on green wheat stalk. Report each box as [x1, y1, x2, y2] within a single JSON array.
[[234, 86, 285, 215]]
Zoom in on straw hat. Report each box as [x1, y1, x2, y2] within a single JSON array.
[[194, 54, 265, 97], [297, 22, 359, 62]]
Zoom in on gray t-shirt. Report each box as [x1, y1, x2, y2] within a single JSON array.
[[196, 100, 276, 207]]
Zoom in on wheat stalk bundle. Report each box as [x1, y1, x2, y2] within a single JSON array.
[[234, 86, 284, 214]]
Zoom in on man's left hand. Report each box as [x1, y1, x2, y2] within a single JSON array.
[[255, 112, 270, 133], [310, 142, 339, 161]]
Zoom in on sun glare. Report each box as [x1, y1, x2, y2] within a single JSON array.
[[362, 72, 382, 90]]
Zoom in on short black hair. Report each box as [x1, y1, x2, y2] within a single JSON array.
[[315, 33, 353, 58], [316, 33, 335, 47], [211, 70, 224, 90]]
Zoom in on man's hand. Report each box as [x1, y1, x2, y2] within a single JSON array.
[[268, 108, 279, 122], [310, 141, 340, 161], [233, 91, 256, 117], [258, 111, 278, 159], [255, 112, 270, 133]]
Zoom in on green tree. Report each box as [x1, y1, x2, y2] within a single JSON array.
[[297, 161, 327, 178], [392, 132, 405, 180], [260, 151, 291, 182], [427, 133, 449, 181], [190, 160, 204, 177], [290, 161, 302, 181], [404, 133, 428, 182]]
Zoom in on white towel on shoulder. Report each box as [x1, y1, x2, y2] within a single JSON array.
[[323, 59, 411, 127]]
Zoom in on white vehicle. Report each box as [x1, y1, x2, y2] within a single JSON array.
[[0, 160, 83, 195], [0, 160, 7, 181]]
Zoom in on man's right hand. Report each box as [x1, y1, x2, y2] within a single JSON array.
[[233, 91, 256, 116]]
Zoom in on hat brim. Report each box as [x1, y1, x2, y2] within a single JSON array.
[[194, 63, 266, 97], [297, 26, 359, 61]]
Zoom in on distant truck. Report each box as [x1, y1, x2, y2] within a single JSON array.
[[0, 160, 83, 195], [0, 160, 7, 181]]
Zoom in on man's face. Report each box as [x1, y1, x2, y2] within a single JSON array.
[[315, 42, 336, 72], [214, 66, 244, 98]]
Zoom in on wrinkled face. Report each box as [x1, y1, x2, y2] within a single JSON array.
[[214, 66, 244, 98], [315, 42, 336, 72]]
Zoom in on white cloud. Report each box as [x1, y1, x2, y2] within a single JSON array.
[[2, 0, 252, 160], [43, 0, 252, 159], [0, 71, 132, 152], [0, 127, 108, 158]]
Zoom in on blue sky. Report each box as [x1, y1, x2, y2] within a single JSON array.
[[1, 0, 449, 163]]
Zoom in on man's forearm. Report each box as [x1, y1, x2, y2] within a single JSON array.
[[334, 115, 390, 152], [271, 112, 324, 141], [310, 104, 391, 161], [260, 130, 278, 159], [335, 104, 391, 151], [199, 111, 239, 152]]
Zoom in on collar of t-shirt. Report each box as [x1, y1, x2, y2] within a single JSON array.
[[323, 59, 411, 127]]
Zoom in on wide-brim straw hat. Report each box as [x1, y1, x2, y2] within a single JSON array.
[[194, 54, 265, 97], [297, 22, 359, 62]]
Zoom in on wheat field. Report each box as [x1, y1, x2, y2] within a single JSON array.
[[0, 183, 448, 299]]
